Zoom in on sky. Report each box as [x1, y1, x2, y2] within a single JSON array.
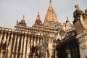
[[0, 0, 87, 28]]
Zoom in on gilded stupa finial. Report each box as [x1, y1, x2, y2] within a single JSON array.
[[48, 0, 53, 10]]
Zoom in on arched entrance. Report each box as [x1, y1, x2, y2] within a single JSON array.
[[56, 34, 80, 58]]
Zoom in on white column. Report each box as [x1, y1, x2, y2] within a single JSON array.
[[12, 35, 17, 58], [26, 36, 30, 58], [3, 33, 6, 44], [15, 35, 20, 58], [31, 36, 33, 47], [48, 37, 53, 58], [5, 33, 8, 58], [23, 36, 27, 58], [1, 33, 6, 58], [6, 33, 10, 58], [34, 37, 36, 47], [0, 33, 3, 44], [19, 36, 23, 58], [29, 37, 31, 58], [37, 38, 39, 45], [8, 34, 13, 58], [0, 33, 3, 58], [25, 36, 28, 58]]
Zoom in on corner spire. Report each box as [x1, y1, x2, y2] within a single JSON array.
[[66, 16, 68, 21], [66, 16, 69, 22], [36, 12, 40, 20], [22, 15, 25, 20], [16, 20, 18, 25]]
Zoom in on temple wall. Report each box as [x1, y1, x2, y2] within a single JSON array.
[[0, 27, 45, 58]]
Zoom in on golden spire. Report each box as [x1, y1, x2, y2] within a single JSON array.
[[48, 0, 53, 10], [50, 0, 52, 7], [44, 0, 58, 23]]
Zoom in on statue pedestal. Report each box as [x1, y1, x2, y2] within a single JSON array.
[[76, 32, 87, 58]]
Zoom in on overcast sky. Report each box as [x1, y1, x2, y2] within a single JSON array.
[[0, 0, 87, 28]]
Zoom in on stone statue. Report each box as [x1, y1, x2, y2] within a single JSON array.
[[75, 4, 80, 10], [73, 4, 84, 23]]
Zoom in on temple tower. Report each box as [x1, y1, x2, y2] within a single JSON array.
[[44, 0, 59, 27]]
